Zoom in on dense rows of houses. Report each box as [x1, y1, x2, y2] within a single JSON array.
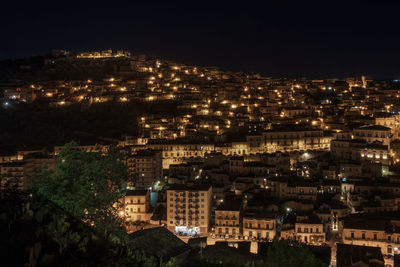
[[3, 51, 400, 266]]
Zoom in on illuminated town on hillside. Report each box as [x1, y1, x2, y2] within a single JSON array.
[[2, 48, 400, 266]]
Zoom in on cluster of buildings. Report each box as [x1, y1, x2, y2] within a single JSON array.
[[2, 50, 400, 266]]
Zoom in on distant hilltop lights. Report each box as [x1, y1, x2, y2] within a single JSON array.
[[76, 49, 130, 59]]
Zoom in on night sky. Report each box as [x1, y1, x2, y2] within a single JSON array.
[[2, 0, 400, 79]]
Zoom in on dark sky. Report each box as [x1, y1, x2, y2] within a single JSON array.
[[1, 0, 400, 79]]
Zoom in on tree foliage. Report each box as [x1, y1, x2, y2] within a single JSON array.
[[32, 141, 127, 242], [258, 239, 327, 267], [0, 142, 180, 266]]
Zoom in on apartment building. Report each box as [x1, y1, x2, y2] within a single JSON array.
[[146, 140, 214, 169], [214, 198, 241, 238], [341, 215, 400, 267], [0, 162, 25, 190], [375, 114, 400, 137], [295, 215, 325, 244], [353, 125, 391, 147], [127, 149, 162, 189], [242, 211, 276, 241], [261, 128, 331, 153], [120, 190, 151, 222], [167, 184, 212, 235]]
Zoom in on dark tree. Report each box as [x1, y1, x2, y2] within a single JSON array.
[[259, 240, 327, 267], [32, 141, 127, 242]]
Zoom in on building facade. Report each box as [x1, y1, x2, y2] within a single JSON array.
[[167, 184, 212, 235]]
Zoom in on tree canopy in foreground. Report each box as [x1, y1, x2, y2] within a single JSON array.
[[32, 141, 127, 241], [259, 239, 327, 267]]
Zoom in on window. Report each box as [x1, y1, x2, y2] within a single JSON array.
[[351, 232, 354, 239], [362, 232, 365, 239], [298, 228, 301, 233], [374, 233, 377, 240]]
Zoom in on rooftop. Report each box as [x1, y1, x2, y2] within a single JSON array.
[[356, 125, 391, 131], [167, 184, 212, 191]]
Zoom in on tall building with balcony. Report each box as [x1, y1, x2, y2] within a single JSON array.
[[167, 184, 212, 235], [126, 149, 162, 189], [214, 198, 241, 238]]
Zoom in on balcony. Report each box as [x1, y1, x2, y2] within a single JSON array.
[[245, 226, 274, 231], [175, 210, 186, 215], [215, 223, 238, 227], [344, 237, 387, 242]]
